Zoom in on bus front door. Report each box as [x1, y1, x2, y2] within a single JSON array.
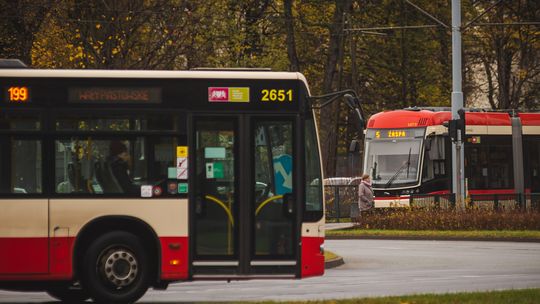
[[192, 117, 298, 277]]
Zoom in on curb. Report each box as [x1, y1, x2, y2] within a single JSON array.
[[326, 235, 540, 243], [325, 256, 345, 269]]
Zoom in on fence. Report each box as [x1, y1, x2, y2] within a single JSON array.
[[409, 194, 456, 209], [324, 184, 358, 222], [324, 184, 540, 221]]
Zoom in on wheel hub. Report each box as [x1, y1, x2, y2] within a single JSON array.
[[100, 249, 138, 288]]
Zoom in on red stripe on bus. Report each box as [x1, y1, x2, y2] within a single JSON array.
[[0, 236, 189, 281], [0, 237, 49, 275], [301, 236, 324, 278], [159, 237, 189, 280]]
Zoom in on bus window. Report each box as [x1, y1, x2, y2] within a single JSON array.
[[55, 137, 179, 195], [253, 120, 293, 257], [0, 139, 42, 194], [55, 115, 176, 131], [305, 121, 322, 214], [0, 114, 40, 130]]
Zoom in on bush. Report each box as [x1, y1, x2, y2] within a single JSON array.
[[357, 208, 540, 230]]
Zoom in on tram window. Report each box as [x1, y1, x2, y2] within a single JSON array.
[[56, 115, 177, 131], [465, 137, 513, 190], [55, 137, 180, 196], [527, 138, 540, 192], [423, 136, 445, 181], [0, 140, 42, 194]]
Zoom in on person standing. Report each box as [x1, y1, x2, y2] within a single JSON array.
[[357, 174, 374, 221]]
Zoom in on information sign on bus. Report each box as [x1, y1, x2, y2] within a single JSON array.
[[68, 87, 161, 104]]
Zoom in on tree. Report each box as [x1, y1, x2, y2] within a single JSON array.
[[33, 0, 198, 69], [466, 0, 540, 109], [0, 0, 55, 65]]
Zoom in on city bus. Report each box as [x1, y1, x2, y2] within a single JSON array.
[[363, 108, 540, 207], [0, 66, 327, 303]]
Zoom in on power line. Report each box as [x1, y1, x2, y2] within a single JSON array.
[[345, 25, 441, 32]]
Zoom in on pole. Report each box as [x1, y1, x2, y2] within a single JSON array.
[[451, 0, 465, 209]]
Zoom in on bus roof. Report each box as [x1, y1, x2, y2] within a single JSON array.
[[367, 109, 540, 128], [0, 68, 306, 80]]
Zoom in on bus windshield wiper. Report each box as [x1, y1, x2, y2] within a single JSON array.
[[385, 148, 412, 188]]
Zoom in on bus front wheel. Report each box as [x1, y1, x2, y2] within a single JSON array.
[[81, 231, 150, 304], [45, 282, 89, 302]]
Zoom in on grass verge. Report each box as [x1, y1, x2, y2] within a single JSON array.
[[326, 229, 540, 240], [243, 289, 540, 304], [324, 250, 338, 261]]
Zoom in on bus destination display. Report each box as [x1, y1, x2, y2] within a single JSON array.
[[69, 87, 161, 104]]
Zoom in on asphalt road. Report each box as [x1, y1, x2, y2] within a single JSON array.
[[1, 239, 539, 303]]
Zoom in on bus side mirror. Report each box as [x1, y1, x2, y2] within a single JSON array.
[[344, 94, 365, 129], [349, 140, 360, 153]]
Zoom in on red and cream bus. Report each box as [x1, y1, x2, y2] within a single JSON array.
[[363, 108, 540, 207], [0, 65, 327, 303]]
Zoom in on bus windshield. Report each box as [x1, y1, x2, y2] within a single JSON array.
[[364, 138, 423, 188]]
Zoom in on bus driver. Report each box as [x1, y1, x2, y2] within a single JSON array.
[[108, 140, 139, 194]]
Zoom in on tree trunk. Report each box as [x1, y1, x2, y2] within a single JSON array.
[[320, 0, 351, 177], [283, 0, 300, 71]]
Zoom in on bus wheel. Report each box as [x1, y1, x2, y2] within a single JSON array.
[[46, 282, 89, 302], [81, 231, 150, 304]]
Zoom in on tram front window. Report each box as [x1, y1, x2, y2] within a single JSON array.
[[364, 138, 422, 188]]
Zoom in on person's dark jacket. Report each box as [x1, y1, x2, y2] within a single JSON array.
[[109, 156, 139, 194]]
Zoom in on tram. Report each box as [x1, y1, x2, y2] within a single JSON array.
[[363, 108, 540, 207]]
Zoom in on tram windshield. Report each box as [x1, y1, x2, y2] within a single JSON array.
[[363, 129, 424, 188]]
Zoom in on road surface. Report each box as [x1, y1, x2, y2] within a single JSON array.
[[1, 239, 539, 302]]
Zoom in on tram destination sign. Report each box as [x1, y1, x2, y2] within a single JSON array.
[[375, 129, 410, 139], [68, 87, 161, 104]]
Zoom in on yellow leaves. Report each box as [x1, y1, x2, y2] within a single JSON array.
[[112, 48, 119, 55], [95, 23, 101, 29], [167, 40, 173, 45]]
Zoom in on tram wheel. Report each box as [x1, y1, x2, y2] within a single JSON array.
[[81, 231, 150, 304]]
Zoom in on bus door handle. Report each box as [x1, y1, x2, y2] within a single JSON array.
[[283, 193, 295, 216]]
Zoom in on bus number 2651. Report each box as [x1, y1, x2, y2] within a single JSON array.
[[261, 89, 293, 102]]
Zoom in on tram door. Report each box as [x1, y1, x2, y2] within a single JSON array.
[[191, 116, 297, 276]]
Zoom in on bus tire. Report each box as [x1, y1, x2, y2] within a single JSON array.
[[45, 282, 89, 302], [81, 231, 150, 304]]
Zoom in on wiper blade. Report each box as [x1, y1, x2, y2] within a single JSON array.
[[385, 148, 412, 188]]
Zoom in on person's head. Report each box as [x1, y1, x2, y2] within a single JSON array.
[[361, 174, 370, 182], [110, 141, 129, 161]]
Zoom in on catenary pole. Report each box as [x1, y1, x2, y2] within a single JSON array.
[[451, 0, 465, 208]]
